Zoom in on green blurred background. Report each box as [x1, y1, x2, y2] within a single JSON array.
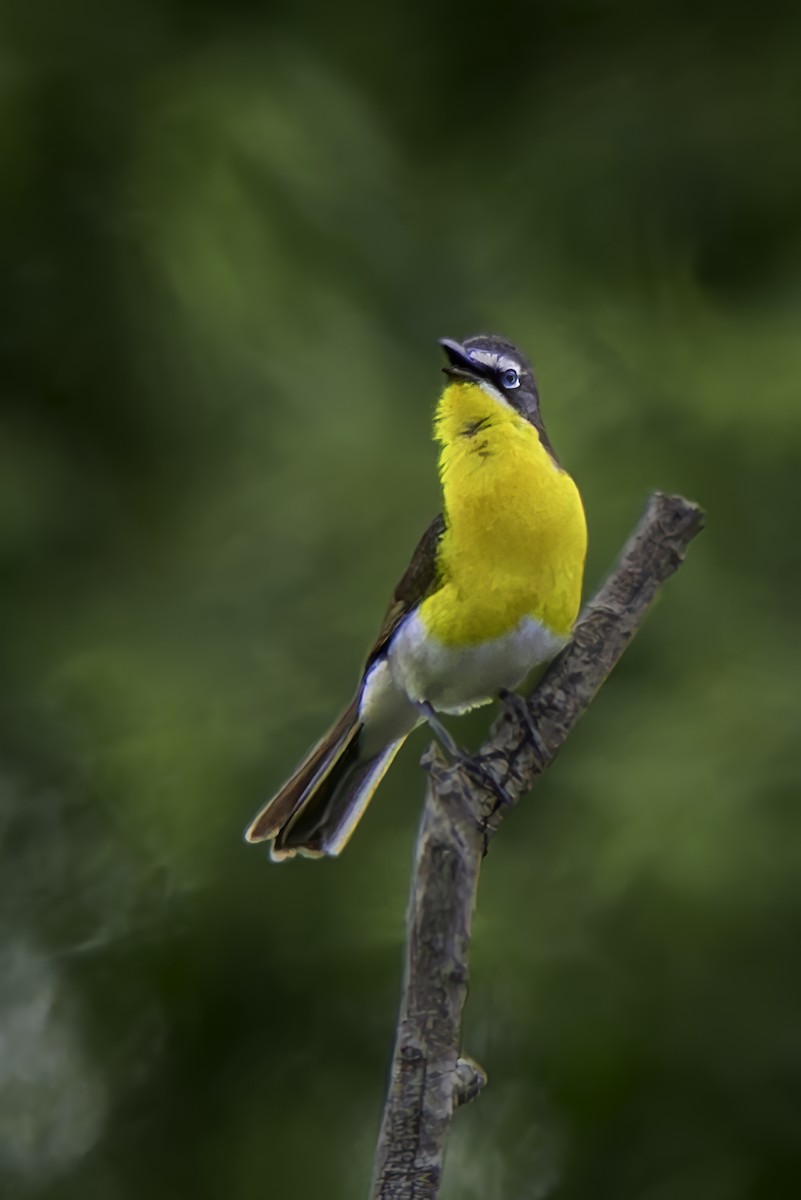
[[2, 1, 801, 1197]]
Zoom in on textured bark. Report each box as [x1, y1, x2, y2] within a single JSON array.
[[370, 492, 704, 1200]]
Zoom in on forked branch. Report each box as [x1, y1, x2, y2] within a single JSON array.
[[370, 491, 704, 1200]]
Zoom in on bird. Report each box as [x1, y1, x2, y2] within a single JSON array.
[[245, 334, 587, 860]]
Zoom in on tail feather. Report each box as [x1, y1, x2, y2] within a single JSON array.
[[273, 737, 405, 860], [245, 696, 408, 858], [244, 699, 360, 844]]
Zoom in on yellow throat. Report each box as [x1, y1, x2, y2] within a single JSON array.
[[419, 380, 587, 646]]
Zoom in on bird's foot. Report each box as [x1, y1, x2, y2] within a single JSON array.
[[416, 700, 513, 850], [498, 688, 548, 771]]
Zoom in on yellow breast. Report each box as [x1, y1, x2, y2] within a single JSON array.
[[420, 381, 587, 647]]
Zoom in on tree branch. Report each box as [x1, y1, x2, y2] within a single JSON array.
[[370, 491, 704, 1200]]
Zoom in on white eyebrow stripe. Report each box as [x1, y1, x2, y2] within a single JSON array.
[[467, 349, 494, 368], [496, 353, 521, 372], [467, 348, 521, 373]]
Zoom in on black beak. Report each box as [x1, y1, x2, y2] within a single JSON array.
[[438, 337, 488, 382]]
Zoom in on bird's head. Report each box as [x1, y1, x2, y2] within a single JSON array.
[[438, 334, 557, 461]]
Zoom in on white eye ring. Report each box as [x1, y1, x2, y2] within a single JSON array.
[[500, 367, 520, 389]]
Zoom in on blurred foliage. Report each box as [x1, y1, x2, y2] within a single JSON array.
[[1, 0, 800, 1197]]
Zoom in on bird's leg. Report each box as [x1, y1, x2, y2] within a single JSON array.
[[459, 689, 550, 843], [498, 688, 549, 772], [415, 700, 512, 830], [415, 700, 468, 760]]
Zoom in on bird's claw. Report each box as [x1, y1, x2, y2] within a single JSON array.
[[498, 688, 548, 770]]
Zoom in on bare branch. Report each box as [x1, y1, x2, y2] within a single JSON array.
[[370, 492, 704, 1200]]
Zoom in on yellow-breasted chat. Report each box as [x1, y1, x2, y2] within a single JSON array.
[[245, 334, 587, 859]]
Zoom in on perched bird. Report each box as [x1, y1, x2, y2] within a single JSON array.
[[245, 335, 587, 860]]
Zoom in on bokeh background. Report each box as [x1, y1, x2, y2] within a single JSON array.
[[2, 1, 801, 1197]]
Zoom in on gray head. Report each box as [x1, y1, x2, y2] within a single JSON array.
[[438, 334, 557, 462]]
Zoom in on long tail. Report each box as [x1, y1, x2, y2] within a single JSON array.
[[244, 700, 406, 860]]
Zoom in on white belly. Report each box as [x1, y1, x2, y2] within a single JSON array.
[[357, 611, 566, 752], [390, 610, 566, 711]]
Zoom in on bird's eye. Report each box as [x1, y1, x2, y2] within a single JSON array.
[[501, 367, 520, 389]]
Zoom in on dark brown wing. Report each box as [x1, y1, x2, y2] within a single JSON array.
[[246, 515, 445, 850], [364, 513, 446, 670]]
